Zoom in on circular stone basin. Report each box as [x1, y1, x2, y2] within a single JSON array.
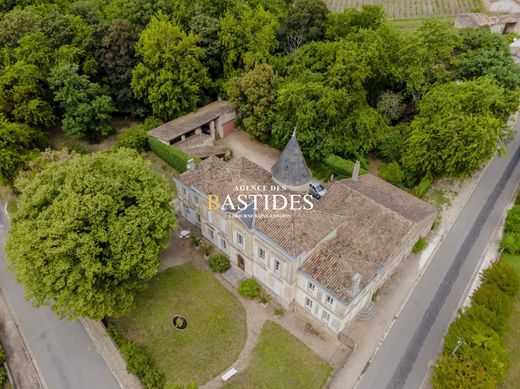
[[172, 315, 188, 330]]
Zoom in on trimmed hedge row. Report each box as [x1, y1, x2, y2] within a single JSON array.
[[148, 137, 199, 173], [107, 324, 164, 389], [323, 154, 367, 179], [432, 199, 520, 388]]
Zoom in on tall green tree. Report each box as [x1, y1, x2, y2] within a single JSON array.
[[278, 0, 328, 53], [99, 19, 141, 114], [455, 29, 520, 90], [6, 148, 176, 320], [219, 4, 279, 77], [228, 63, 279, 142], [326, 5, 385, 41], [396, 20, 461, 100], [49, 63, 114, 140], [0, 8, 38, 47], [401, 77, 516, 179], [0, 115, 46, 185], [131, 14, 209, 120], [0, 60, 55, 127]]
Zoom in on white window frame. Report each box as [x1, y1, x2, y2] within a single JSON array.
[[221, 238, 227, 251], [273, 259, 281, 274], [235, 231, 246, 251], [208, 227, 214, 241], [307, 281, 317, 297], [304, 297, 313, 310], [321, 309, 332, 326], [182, 187, 187, 196], [258, 247, 266, 261], [325, 295, 334, 306]]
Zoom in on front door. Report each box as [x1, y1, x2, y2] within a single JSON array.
[[237, 255, 245, 271]]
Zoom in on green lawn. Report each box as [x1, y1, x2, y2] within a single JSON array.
[[111, 263, 247, 386], [501, 253, 520, 388], [389, 16, 455, 34], [225, 321, 333, 389]]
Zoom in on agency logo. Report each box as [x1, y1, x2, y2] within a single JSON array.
[[208, 184, 314, 214]]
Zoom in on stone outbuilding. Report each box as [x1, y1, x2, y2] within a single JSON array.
[[148, 100, 236, 145], [455, 12, 520, 34], [485, 0, 520, 13]]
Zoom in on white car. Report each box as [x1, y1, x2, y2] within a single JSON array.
[[309, 180, 327, 199]]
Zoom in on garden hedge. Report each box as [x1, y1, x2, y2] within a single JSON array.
[[323, 154, 367, 179], [432, 199, 520, 388], [107, 324, 164, 389], [148, 137, 199, 173]]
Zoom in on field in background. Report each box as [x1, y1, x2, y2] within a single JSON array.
[[324, 0, 483, 18], [389, 16, 455, 34]]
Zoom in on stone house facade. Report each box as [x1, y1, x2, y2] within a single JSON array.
[[174, 134, 436, 334]]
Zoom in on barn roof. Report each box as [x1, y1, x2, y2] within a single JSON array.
[[148, 101, 235, 142]]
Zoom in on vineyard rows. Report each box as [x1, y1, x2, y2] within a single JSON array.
[[324, 0, 483, 19]]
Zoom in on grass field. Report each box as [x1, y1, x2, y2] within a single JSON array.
[[324, 0, 483, 18], [225, 321, 333, 389], [501, 253, 520, 388], [389, 16, 455, 34], [111, 263, 247, 386]]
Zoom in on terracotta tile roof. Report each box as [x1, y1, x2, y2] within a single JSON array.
[[301, 238, 383, 302], [254, 207, 345, 257], [303, 178, 433, 303], [338, 174, 436, 223], [148, 101, 235, 142], [177, 157, 436, 305]]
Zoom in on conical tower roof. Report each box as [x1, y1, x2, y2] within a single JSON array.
[[271, 130, 312, 189]]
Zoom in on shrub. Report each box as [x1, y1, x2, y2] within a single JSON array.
[[258, 289, 271, 304], [190, 235, 201, 247], [501, 232, 520, 254], [141, 117, 163, 131], [274, 308, 284, 317], [378, 162, 404, 186], [148, 137, 199, 173], [208, 255, 231, 272], [107, 324, 164, 389], [505, 205, 520, 233], [480, 260, 520, 297], [116, 127, 150, 152], [412, 176, 432, 198], [323, 154, 367, 179], [238, 278, 261, 299], [464, 304, 507, 334], [200, 243, 211, 257], [412, 237, 427, 254], [472, 283, 513, 321]]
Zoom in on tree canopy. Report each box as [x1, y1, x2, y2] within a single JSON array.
[[401, 77, 516, 179], [6, 148, 176, 320], [131, 14, 209, 120]]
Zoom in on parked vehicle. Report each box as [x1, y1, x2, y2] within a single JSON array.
[[309, 180, 327, 199]]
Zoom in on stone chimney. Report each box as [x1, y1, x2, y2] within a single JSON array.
[[352, 161, 360, 181], [186, 159, 195, 171], [351, 273, 362, 295]]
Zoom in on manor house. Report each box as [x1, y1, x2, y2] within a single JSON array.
[[174, 133, 436, 334]]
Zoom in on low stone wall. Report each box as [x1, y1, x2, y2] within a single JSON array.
[[80, 319, 142, 389]]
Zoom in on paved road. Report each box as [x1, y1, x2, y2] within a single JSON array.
[[356, 123, 520, 389], [0, 205, 120, 389]]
